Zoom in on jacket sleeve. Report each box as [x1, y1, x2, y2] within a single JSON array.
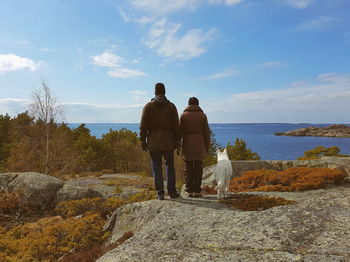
[[172, 105, 181, 146], [139, 104, 149, 143], [202, 113, 210, 154]]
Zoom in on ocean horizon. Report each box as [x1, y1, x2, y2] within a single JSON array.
[[67, 123, 350, 161]]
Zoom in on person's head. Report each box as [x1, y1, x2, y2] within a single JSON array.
[[188, 97, 199, 106], [155, 82, 165, 95]]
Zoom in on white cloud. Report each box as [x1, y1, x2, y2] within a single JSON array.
[[42, 48, 53, 52], [91, 52, 146, 78], [107, 68, 146, 78], [205, 73, 350, 123], [145, 18, 216, 60], [129, 0, 244, 15], [129, 90, 147, 95], [200, 69, 238, 80], [297, 16, 333, 31], [118, 7, 154, 25], [63, 102, 144, 122], [257, 61, 282, 67], [0, 54, 42, 73], [0, 98, 30, 116], [130, 0, 201, 15], [208, 0, 244, 6], [280, 0, 312, 9], [92, 52, 123, 67]]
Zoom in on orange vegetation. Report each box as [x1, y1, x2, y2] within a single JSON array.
[[0, 214, 107, 261], [201, 185, 218, 195], [61, 231, 133, 262], [0, 192, 24, 214], [55, 189, 156, 219], [230, 167, 346, 192], [0, 189, 156, 261], [220, 194, 295, 211]]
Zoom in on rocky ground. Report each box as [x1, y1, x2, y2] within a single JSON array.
[[97, 186, 350, 262], [275, 124, 350, 137]]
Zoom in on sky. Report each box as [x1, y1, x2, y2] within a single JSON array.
[[0, 0, 349, 123]]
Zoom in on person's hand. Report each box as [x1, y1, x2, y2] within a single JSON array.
[[141, 142, 148, 152]]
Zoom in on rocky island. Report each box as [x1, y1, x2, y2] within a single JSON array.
[[275, 124, 350, 137]]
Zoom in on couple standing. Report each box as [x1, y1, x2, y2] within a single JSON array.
[[140, 83, 210, 200]]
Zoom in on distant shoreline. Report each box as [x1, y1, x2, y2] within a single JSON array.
[[275, 124, 350, 138]]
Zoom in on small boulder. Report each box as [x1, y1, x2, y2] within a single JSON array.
[[53, 184, 104, 204], [8, 172, 64, 208]]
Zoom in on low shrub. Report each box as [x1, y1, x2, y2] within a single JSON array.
[[60, 231, 133, 262], [55, 197, 125, 219], [55, 189, 156, 219], [0, 214, 108, 261], [230, 167, 346, 192], [297, 145, 349, 160], [0, 192, 24, 215], [220, 194, 295, 211]]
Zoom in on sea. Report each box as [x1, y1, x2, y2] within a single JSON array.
[[68, 123, 350, 161]]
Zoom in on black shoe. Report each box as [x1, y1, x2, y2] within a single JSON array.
[[169, 192, 180, 199], [158, 194, 165, 200]]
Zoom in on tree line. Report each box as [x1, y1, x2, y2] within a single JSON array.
[[0, 112, 149, 175], [0, 81, 261, 176]]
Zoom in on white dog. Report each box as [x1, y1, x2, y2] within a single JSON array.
[[214, 148, 232, 199]]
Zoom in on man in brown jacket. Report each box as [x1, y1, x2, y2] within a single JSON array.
[[180, 97, 210, 197], [140, 83, 181, 200]]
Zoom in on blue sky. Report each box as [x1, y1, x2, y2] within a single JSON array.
[[0, 0, 349, 123]]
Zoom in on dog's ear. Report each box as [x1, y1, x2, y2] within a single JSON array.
[[216, 148, 220, 154], [223, 147, 227, 154]]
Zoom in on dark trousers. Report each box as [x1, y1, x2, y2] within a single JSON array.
[[184, 160, 203, 193], [150, 151, 176, 196]]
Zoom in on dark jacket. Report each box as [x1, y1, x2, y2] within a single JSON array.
[[180, 105, 210, 161], [140, 95, 180, 152]]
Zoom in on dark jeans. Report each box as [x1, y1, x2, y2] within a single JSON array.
[[150, 151, 177, 196], [184, 160, 203, 193]]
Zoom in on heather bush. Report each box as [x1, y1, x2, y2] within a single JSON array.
[[220, 194, 295, 211], [60, 231, 133, 262], [55, 189, 156, 219], [55, 197, 125, 218], [230, 167, 346, 192], [0, 214, 107, 261], [0, 192, 24, 215]]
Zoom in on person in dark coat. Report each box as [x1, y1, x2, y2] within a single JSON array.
[[140, 83, 181, 200], [180, 97, 210, 197]]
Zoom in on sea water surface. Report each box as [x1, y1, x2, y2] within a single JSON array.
[[68, 123, 350, 160]]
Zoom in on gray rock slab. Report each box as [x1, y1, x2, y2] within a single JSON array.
[[99, 173, 141, 180], [97, 186, 350, 262]]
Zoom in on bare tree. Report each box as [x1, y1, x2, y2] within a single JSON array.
[[29, 80, 64, 174]]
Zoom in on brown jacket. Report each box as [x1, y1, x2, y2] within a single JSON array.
[[180, 105, 210, 161], [140, 95, 180, 152]]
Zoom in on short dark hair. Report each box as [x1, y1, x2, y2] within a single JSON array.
[[188, 97, 199, 105], [155, 83, 165, 95]]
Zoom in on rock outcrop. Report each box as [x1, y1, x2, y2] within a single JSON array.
[[275, 124, 350, 137], [97, 186, 350, 262], [0, 172, 103, 208]]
